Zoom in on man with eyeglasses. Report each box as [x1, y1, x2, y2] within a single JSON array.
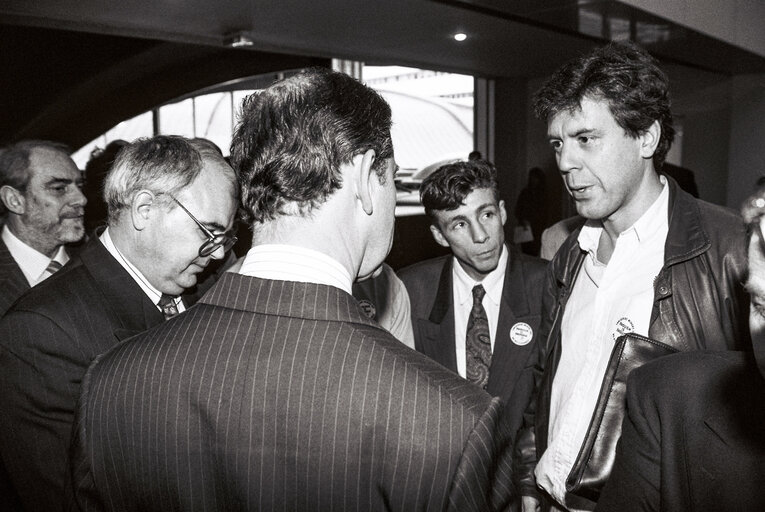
[[68, 69, 515, 511], [0, 135, 238, 512]]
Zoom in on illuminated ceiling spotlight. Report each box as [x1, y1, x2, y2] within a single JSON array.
[[453, 32, 467, 42], [224, 31, 254, 48]]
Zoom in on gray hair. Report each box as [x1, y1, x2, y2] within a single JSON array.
[[104, 135, 204, 222]]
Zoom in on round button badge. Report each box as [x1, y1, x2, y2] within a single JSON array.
[[510, 322, 533, 346]]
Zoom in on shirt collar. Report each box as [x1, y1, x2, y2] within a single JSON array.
[[452, 245, 508, 306], [99, 227, 164, 305], [238, 244, 353, 294], [2, 224, 69, 285], [578, 175, 669, 254]]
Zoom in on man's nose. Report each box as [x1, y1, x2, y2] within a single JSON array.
[[471, 223, 489, 243], [71, 186, 87, 206], [557, 142, 579, 174]]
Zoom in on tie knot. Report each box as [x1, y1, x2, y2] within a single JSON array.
[[158, 294, 180, 319], [472, 284, 486, 303]]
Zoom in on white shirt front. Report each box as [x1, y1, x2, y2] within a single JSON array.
[[2, 224, 69, 286], [452, 245, 508, 378], [536, 177, 669, 509], [238, 244, 353, 294], [100, 228, 185, 314]]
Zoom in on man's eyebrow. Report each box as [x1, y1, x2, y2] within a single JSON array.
[[203, 221, 228, 233], [45, 177, 75, 186]]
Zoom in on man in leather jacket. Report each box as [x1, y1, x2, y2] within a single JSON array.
[[514, 42, 750, 511]]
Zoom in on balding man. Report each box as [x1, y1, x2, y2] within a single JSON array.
[[0, 135, 238, 512]]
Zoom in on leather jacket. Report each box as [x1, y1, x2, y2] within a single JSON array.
[[514, 176, 751, 506]]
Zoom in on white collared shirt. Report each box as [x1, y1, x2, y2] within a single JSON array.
[[452, 245, 508, 378], [536, 176, 669, 509], [238, 244, 353, 294], [2, 224, 69, 286], [99, 228, 185, 314]]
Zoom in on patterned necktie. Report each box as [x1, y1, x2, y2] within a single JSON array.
[[465, 284, 492, 389], [158, 294, 180, 320], [45, 260, 63, 275]]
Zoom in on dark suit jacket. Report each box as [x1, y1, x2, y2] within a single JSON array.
[[0, 237, 197, 512], [596, 351, 765, 512], [399, 245, 547, 441], [68, 273, 515, 511], [0, 240, 26, 512], [0, 236, 30, 317]]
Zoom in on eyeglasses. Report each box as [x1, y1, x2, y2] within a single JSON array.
[[169, 195, 237, 257]]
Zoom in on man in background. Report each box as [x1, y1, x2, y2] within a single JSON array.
[[69, 68, 514, 511], [400, 159, 546, 447], [0, 140, 86, 316], [516, 42, 750, 511], [0, 135, 238, 511]]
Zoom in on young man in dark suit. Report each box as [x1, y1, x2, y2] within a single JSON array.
[[399, 159, 547, 443], [596, 188, 765, 511], [0, 136, 238, 512], [68, 68, 515, 511]]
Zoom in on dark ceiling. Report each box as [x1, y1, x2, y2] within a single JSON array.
[[1, 0, 763, 148]]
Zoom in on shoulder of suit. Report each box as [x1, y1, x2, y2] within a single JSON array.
[[352, 322, 495, 409], [397, 255, 450, 283], [5, 259, 92, 317]]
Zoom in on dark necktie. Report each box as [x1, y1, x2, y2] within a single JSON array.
[[465, 284, 492, 389], [158, 294, 180, 320]]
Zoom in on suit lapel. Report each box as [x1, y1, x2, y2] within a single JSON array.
[[416, 259, 458, 372], [487, 246, 536, 395], [78, 238, 165, 340], [0, 237, 30, 316]]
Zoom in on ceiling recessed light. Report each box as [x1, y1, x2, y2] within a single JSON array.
[[453, 32, 467, 42], [224, 31, 254, 48]]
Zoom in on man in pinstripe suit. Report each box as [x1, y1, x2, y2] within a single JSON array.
[[0, 136, 238, 512], [69, 68, 515, 511]]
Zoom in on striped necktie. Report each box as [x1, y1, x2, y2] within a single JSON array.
[[465, 284, 492, 389], [40, 259, 63, 282]]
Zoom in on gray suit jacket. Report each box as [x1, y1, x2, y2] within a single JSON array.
[[69, 273, 516, 511]]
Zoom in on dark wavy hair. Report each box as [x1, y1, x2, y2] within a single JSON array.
[[230, 67, 393, 224], [533, 41, 675, 170], [420, 159, 500, 220]]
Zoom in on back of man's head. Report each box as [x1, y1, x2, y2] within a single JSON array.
[[0, 140, 71, 216], [230, 67, 393, 225], [421, 159, 500, 221], [533, 41, 674, 170], [104, 135, 206, 224]]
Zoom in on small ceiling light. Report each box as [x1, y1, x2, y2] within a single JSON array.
[[224, 31, 254, 48], [453, 32, 467, 42]]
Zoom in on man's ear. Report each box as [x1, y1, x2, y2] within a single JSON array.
[[429, 224, 450, 248], [130, 190, 157, 231], [0, 185, 26, 215], [499, 199, 507, 226], [639, 120, 661, 159], [355, 149, 377, 215]]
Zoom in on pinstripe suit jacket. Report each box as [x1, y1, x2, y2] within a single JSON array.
[[0, 235, 30, 317], [0, 237, 198, 512], [69, 273, 516, 511]]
